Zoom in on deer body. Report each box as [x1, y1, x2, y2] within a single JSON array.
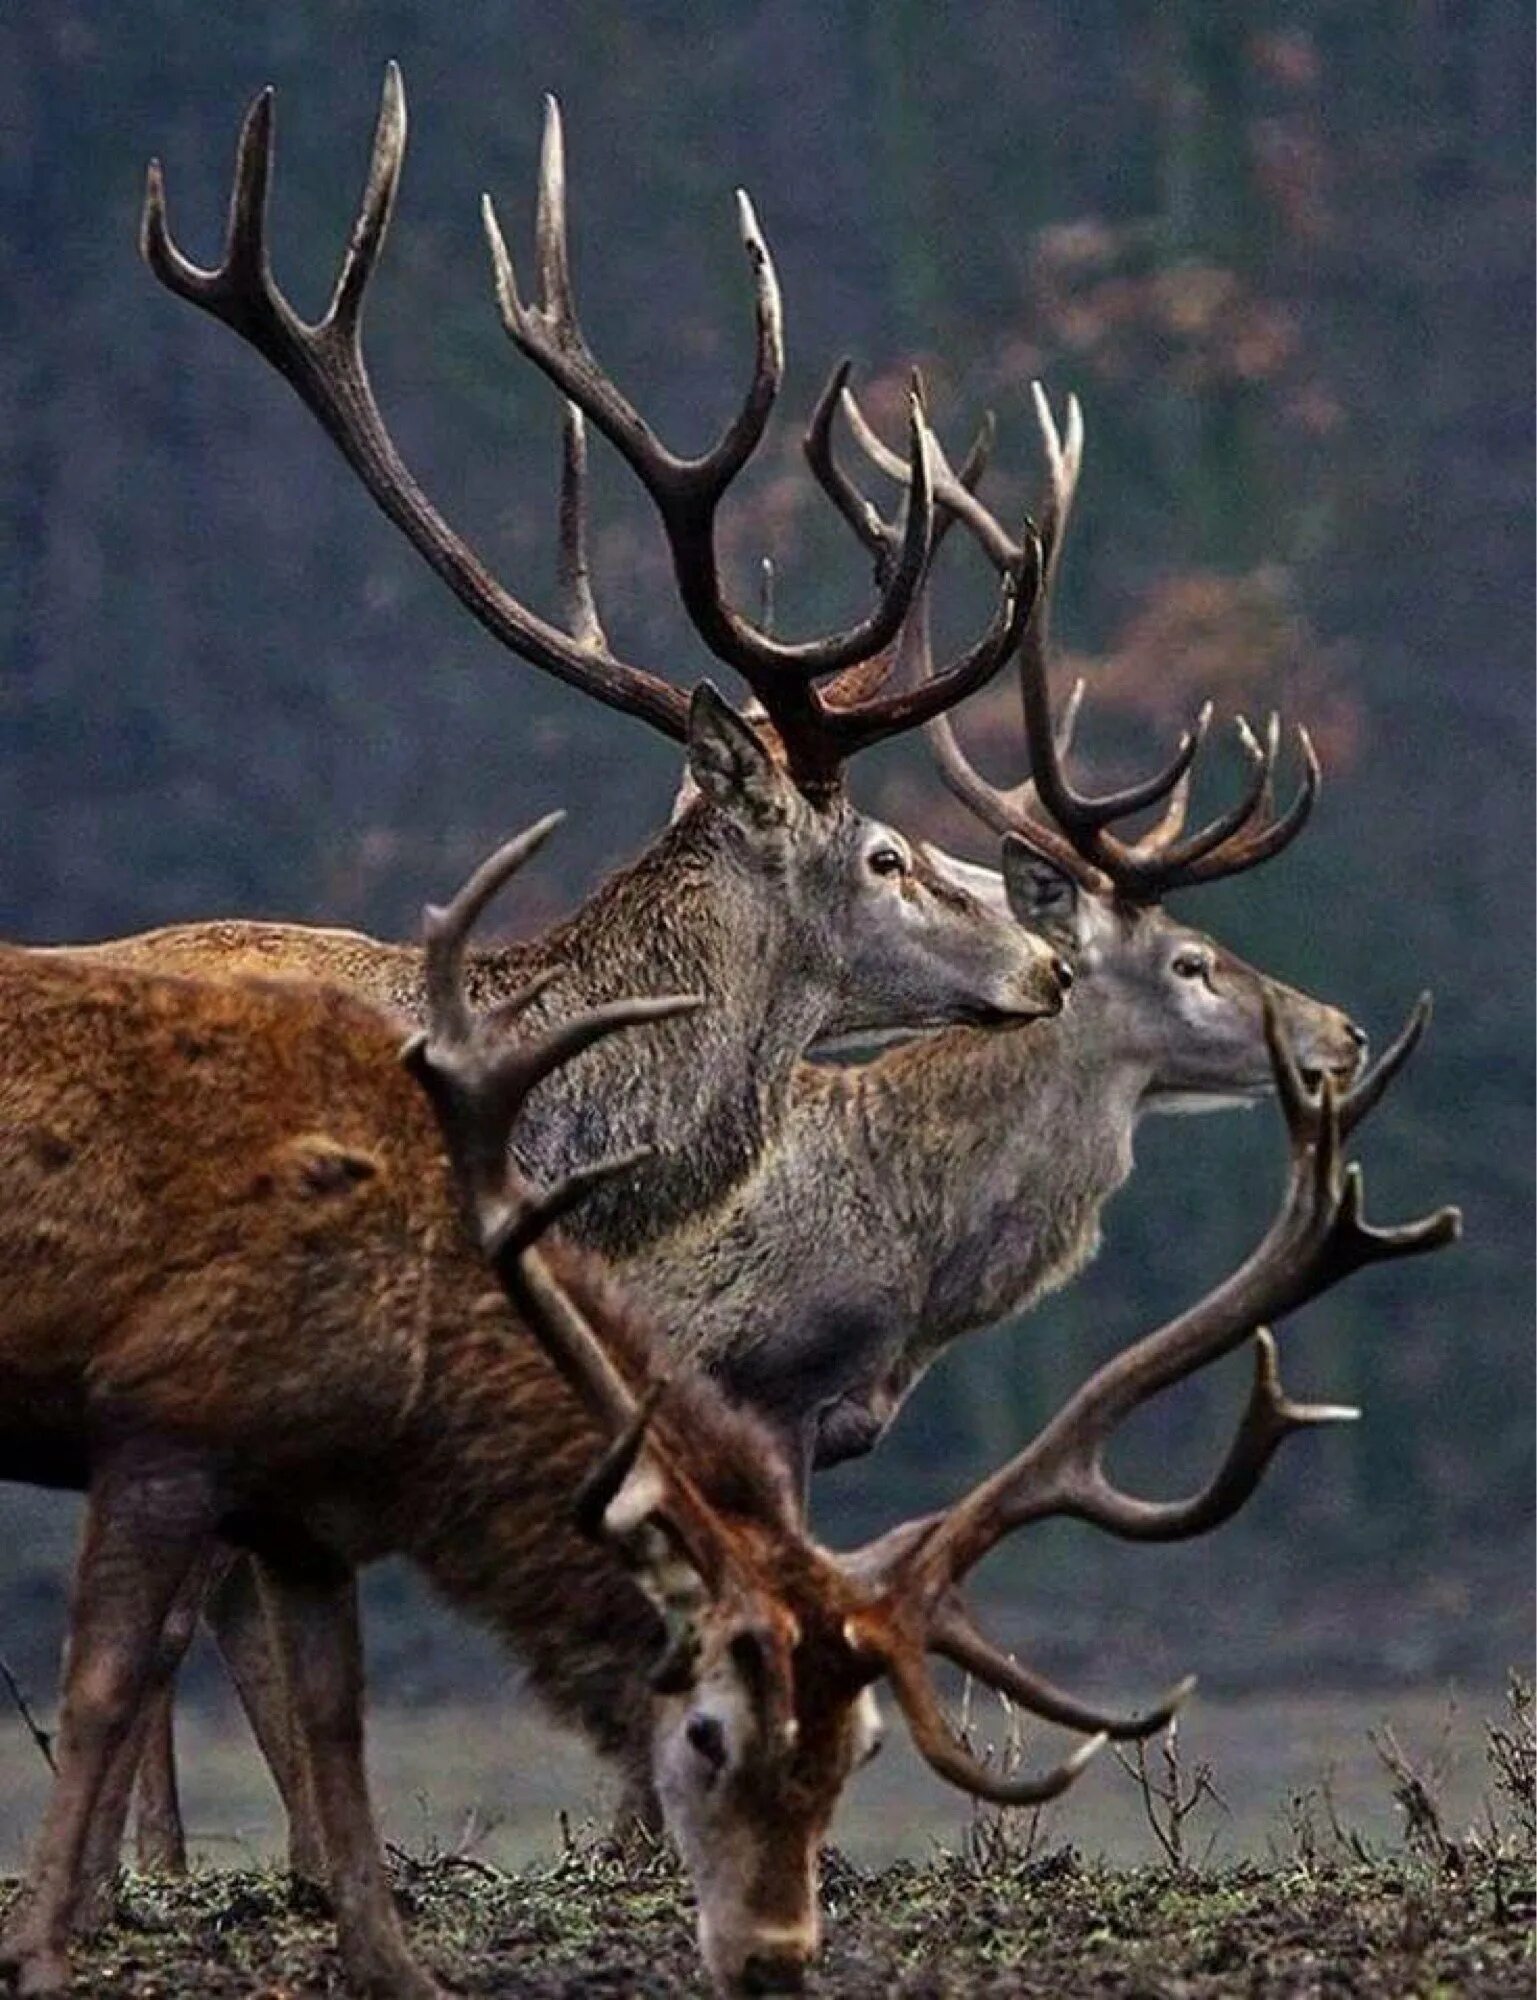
[[635, 907, 1361, 1472], [0, 944, 823, 1994]]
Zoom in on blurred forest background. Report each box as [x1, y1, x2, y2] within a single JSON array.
[[0, 0, 1530, 1748]]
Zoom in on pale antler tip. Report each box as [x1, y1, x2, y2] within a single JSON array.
[[1069, 1730, 1110, 1775], [1030, 379, 1063, 468]]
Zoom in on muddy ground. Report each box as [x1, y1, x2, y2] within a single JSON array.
[[2, 1837, 1530, 1998], [2, 1680, 1530, 1994]]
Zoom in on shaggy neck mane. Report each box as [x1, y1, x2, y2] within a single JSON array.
[[399, 1227, 799, 1758]]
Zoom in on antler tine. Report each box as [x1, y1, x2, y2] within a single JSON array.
[[930, 1600, 1196, 1741], [816, 525, 1038, 764], [804, 360, 889, 562], [840, 379, 1020, 570], [855, 1006, 1457, 1647], [1128, 714, 1271, 871], [485, 114, 951, 713], [883, 1650, 1108, 1808], [1162, 725, 1321, 891], [1016, 386, 1209, 850], [497, 1146, 657, 1259], [408, 811, 703, 1236], [808, 361, 998, 590], [558, 404, 607, 650], [145, 69, 693, 744], [419, 812, 567, 1046], [1339, 993, 1432, 1137]]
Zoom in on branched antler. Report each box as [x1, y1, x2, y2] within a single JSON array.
[[145, 70, 1033, 800], [819, 372, 1319, 897], [843, 998, 1459, 1799]]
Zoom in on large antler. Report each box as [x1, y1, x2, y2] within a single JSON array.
[[480, 99, 1038, 794], [143, 68, 1033, 801], [843, 997, 1459, 1804], [142, 69, 689, 744], [820, 373, 1319, 898]]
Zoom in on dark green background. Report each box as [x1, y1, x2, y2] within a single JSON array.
[[1, 3, 1530, 1699]]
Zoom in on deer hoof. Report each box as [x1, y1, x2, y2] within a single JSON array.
[[68, 1877, 120, 1940], [9, 1946, 72, 1998]]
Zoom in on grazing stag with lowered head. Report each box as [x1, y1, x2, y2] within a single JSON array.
[[0, 820, 1456, 1997], [630, 381, 1375, 1477]]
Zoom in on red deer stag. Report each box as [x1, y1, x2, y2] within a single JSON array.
[[630, 380, 1379, 1476], [0, 821, 1456, 1997]]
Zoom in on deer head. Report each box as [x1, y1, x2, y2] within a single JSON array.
[[813, 374, 1368, 1100], [141, 69, 1068, 1041], [408, 819, 1458, 1997]]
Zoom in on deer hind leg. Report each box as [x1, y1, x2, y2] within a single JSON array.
[[206, 1554, 327, 1885], [262, 1562, 442, 2000], [0, 1447, 216, 1997], [69, 1558, 205, 1937]]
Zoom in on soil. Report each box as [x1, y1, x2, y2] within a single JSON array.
[[4, 1839, 1530, 1998]]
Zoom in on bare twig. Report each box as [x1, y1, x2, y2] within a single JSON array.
[[1112, 1717, 1227, 1871], [1484, 1671, 1535, 1851], [0, 1653, 55, 1771], [956, 1677, 1056, 1871], [1369, 1719, 1461, 1872]]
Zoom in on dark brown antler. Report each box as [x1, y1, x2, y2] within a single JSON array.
[[482, 101, 1036, 794], [142, 67, 693, 744], [403, 814, 759, 1622], [141, 67, 1033, 804], [830, 375, 1319, 898], [845, 997, 1459, 1801]]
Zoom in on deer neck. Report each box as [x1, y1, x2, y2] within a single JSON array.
[[843, 990, 1151, 1359], [456, 807, 830, 1259], [395, 1242, 796, 1765]]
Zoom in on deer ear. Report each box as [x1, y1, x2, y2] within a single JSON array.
[[1001, 833, 1080, 948], [686, 684, 788, 826]]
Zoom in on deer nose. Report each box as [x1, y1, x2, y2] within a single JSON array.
[[741, 1952, 807, 1994], [1051, 953, 1075, 993]]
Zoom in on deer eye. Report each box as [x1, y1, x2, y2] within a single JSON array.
[[685, 1713, 728, 1774], [867, 844, 908, 879], [1171, 949, 1211, 982]]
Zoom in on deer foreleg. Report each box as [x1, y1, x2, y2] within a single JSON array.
[[0, 1448, 216, 1996], [263, 1563, 441, 2000], [129, 1682, 186, 1874]]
